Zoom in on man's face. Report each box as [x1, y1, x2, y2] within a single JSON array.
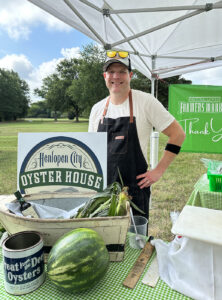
[[103, 63, 133, 94]]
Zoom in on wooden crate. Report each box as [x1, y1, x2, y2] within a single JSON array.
[[0, 194, 130, 261]]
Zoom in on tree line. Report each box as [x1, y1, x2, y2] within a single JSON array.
[[0, 44, 191, 122], [0, 69, 30, 121]]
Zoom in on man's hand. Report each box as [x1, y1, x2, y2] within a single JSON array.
[[136, 169, 163, 189], [137, 120, 186, 189]]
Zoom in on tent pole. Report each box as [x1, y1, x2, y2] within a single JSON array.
[[149, 73, 159, 212], [151, 77, 155, 96], [150, 70, 159, 171]]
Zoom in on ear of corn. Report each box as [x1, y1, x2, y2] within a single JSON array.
[[89, 198, 111, 218], [108, 193, 117, 216], [75, 181, 144, 218], [115, 187, 130, 216], [76, 195, 110, 218]]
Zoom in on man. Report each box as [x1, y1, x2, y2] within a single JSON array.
[[88, 51, 186, 219]]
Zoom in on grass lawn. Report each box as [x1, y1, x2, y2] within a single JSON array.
[[0, 118, 222, 241]]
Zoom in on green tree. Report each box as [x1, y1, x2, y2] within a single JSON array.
[[155, 76, 192, 108], [57, 44, 108, 119], [77, 44, 108, 114], [35, 44, 107, 122], [131, 69, 151, 93], [35, 74, 66, 121], [34, 43, 192, 122], [0, 69, 30, 121], [131, 70, 192, 108], [46, 75, 67, 121], [56, 58, 82, 121], [28, 100, 51, 118]]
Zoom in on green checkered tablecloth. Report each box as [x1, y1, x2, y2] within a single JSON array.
[[0, 235, 192, 300], [187, 174, 222, 210]]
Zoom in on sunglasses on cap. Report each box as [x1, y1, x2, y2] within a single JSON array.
[[106, 50, 129, 59]]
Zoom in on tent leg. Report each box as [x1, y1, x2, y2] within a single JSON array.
[[151, 78, 155, 96], [150, 78, 159, 170], [149, 78, 160, 213]]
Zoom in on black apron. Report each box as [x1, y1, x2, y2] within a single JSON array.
[[97, 90, 150, 219]]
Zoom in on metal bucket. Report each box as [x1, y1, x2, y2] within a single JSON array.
[[2, 231, 45, 295]]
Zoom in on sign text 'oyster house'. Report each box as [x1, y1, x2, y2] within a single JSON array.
[[19, 137, 104, 193]]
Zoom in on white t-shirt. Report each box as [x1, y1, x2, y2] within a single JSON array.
[[88, 89, 174, 163]]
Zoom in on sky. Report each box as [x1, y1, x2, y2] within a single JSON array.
[[1, 0, 222, 103]]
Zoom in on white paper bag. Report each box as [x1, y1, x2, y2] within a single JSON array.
[[152, 236, 222, 300]]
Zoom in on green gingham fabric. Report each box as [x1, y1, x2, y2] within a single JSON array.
[[0, 235, 193, 300], [187, 174, 222, 210]]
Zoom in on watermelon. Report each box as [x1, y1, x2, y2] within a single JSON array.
[[47, 228, 109, 293]]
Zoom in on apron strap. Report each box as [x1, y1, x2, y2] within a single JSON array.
[[100, 96, 110, 124], [101, 90, 133, 124]]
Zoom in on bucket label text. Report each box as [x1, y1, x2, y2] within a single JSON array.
[[4, 249, 44, 285]]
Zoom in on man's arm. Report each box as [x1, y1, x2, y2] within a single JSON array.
[[137, 120, 186, 188]]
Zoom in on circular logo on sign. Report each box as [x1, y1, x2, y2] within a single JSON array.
[[19, 136, 103, 194]]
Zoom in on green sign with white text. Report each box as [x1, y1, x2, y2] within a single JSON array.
[[169, 84, 222, 153]]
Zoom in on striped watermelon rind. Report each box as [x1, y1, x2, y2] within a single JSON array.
[[47, 228, 109, 293]]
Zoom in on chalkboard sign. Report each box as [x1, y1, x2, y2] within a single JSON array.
[[169, 84, 222, 154]]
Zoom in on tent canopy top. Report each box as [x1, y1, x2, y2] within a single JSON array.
[[28, 0, 222, 79]]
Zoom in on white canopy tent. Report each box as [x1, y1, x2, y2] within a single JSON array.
[[27, 0, 222, 167], [28, 0, 222, 83]]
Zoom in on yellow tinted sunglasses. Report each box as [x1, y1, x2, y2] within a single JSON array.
[[106, 50, 129, 58]]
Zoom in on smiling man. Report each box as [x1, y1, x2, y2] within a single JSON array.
[[88, 51, 185, 219]]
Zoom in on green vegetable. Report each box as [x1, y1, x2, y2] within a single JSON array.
[[108, 193, 117, 216], [94, 207, 110, 217], [128, 198, 145, 215], [75, 176, 145, 218], [47, 228, 109, 293], [76, 192, 110, 218], [115, 186, 129, 216], [116, 167, 145, 215], [89, 198, 111, 217]]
